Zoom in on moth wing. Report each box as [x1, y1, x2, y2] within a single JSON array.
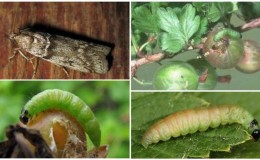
[[45, 36, 111, 74]]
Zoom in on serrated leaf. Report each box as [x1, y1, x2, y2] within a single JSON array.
[[211, 140, 260, 158], [196, 92, 260, 158], [132, 5, 159, 33], [159, 32, 185, 53], [197, 17, 208, 35], [157, 4, 200, 53], [192, 2, 207, 12], [208, 3, 221, 22], [131, 92, 255, 158], [157, 7, 182, 33], [179, 4, 200, 40], [208, 2, 233, 22], [192, 17, 208, 45]]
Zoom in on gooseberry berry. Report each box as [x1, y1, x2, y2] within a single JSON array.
[[153, 61, 199, 90]]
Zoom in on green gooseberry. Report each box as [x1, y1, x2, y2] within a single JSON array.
[[153, 61, 199, 90]]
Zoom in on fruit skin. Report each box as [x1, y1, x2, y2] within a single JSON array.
[[153, 61, 199, 90], [203, 29, 244, 69], [27, 110, 87, 158], [236, 40, 260, 73], [188, 59, 217, 90]]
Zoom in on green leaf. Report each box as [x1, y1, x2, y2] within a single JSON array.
[[238, 2, 260, 21], [131, 92, 255, 158], [208, 2, 233, 22], [131, 45, 137, 59], [132, 4, 159, 33], [192, 17, 208, 45], [131, 93, 210, 130], [157, 7, 182, 33], [157, 4, 200, 53], [193, 2, 233, 23], [208, 3, 221, 22], [179, 4, 200, 40], [192, 2, 207, 12], [195, 92, 260, 158], [157, 7, 185, 53], [159, 32, 185, 53]]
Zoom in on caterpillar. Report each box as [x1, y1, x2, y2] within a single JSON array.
[[214, 28, 241, 42], [20, 89, 101, 147], [141, 105, 260, 148]]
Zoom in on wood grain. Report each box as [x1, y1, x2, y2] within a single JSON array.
[[0, 2, 129, 79]]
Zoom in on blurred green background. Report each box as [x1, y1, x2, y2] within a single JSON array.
[[0, 81, 129, 158]]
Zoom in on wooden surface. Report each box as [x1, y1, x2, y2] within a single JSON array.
[[0, 2, 129, 79]]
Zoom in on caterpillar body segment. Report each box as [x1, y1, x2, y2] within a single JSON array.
[[141, 105, 259, 148], [213, 28, 241, 42], [20, 89, 101, 147]]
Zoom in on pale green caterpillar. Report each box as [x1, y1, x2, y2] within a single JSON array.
[[213, 28, 241, 42], [142, 105, 260, 148], [20, 89, 101, 147]]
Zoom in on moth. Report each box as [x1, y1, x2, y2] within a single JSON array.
[[214, 28, 241, 42], [141, 105, 260, 148], [9, 29, 111, 76], [19, 89, 101, 147]]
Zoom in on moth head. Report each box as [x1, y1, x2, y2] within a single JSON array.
[[12, 33, 34, 50], [20, 109, 29, 124], [252, 129, 260, 141]]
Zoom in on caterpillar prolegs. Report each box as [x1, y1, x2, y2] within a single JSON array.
[[19, 89, 101, 147], [142, 105, 260, 148]]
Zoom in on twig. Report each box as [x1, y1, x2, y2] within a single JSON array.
[[136, 36, 157, 58], [199, 69, 208, 83], [241, 18, 260, 31], [132, 77, 153, 86], [131, 53, 165, 78], [217, 75, 231, 83]]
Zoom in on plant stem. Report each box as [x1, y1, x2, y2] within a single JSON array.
[[241, 18, 260, 31], [133, 77, 153, 86], [131, 53, 165, 78], [217, 75, 231, 83]]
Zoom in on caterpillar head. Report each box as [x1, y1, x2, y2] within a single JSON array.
[[250, 119, 258, 127], [20, 109, 29, 124], [252, 129, 260, 141], [250, 119, 260, 141]]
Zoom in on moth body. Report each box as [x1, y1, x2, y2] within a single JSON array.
[[10, 29, 111, 74]]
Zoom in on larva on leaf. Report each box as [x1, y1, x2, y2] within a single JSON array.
[[20, 89, 101, 147], [142, 105, 260, 148]]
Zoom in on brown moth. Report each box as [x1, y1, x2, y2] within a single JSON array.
[[9, 29, 111, 75]]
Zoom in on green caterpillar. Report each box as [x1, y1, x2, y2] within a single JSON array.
[[214, 28, 241, 42], [142, 105, 260, 148], [20, 89, 101, 147]]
